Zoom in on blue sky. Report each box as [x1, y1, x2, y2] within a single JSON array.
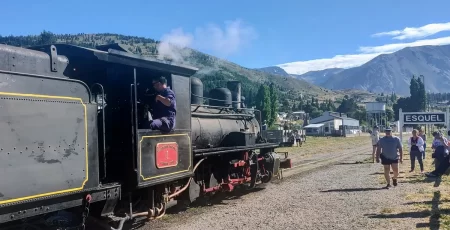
[[2, 0, 450, 74]]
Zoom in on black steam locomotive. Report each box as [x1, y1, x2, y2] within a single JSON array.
[[0, 43, 291, 229]]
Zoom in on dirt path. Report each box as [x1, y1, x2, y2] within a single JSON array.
[[135, 141, 426, 230]]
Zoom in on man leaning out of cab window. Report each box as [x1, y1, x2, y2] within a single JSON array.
[[147, 76, 176, 132]]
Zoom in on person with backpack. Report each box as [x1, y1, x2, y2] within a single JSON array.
[[408, 129, 425, 173], [425, 131, 449, 177]]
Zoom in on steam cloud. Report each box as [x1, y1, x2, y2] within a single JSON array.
[[156, 19, 257, 66]]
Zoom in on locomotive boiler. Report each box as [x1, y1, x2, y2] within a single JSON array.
[[0, 43, 292, 230], [190, 78, 260, 150]]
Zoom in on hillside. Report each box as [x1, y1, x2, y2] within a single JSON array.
[[292, 68, 344, 85], [255, 66, 291, 77], [0, 31, 351, 106], [290, 45, 450, 95]]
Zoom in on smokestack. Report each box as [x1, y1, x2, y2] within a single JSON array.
[[227, 81, 241, 109]]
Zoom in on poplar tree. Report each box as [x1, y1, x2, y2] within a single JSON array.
[[269, 83, 278, 127], [256, 84, 272, 126]]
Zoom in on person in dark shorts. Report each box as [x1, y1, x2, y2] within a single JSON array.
[[295, 131, 302, 147], [376, 128, 403, 189]]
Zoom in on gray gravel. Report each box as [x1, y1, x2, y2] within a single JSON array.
[[145, 145, 425, 230]]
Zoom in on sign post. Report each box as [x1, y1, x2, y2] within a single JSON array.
[[398, 109, 448, 143], [399, 108, 403, 143]]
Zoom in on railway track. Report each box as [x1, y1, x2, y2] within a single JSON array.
[[280, 145, 372, 178]]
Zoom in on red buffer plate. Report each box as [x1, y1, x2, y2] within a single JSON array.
[[155, 142, 179, 169]]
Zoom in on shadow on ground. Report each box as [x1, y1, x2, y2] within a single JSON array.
[[365, 191, 448, 230], [370, 171, 406, 175], [335, 161, 372, 165], [321, 187, 384, 192], [398, 176, 442, 187], [165, 186, 266, 215]]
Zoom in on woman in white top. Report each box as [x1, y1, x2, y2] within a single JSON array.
[[408, 129, 425, 173]]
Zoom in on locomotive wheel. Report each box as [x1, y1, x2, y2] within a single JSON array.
[[261, 170, 273, 184]]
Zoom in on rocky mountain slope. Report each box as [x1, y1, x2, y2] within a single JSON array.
[[288, 45, 450, 95], [292, 68, 345, 85], [255, 66, 291, 77]]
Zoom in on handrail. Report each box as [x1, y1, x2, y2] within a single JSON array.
[[91, 83, 106, 180]]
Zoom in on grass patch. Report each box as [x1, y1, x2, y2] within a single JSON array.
[[381, 207, 395, 214], [362, 157, 374, 164], [276, 136, 371, 158]]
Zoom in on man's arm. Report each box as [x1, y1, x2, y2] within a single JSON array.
[[156, 92, 175, 107], [376, 142, 381, 159], [398, 138, 403, 161]]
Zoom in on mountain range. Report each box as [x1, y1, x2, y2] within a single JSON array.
[[259, 45, 450, 96]]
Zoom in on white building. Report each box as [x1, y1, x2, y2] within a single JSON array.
[[309, 111, 360, 135]]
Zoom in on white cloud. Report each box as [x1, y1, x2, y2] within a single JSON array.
[[157, 19, 257, 64], [279, 35, 450, 75], [372, 22, 450, 40], [359, 36, 450, 53], [278, 53, 381, 75]]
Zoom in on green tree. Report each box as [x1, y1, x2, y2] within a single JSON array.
[[336, 95, 358, 114], [255, 85, 272, 125], [409, 76, 420, 111], [39, 30, 56, 45], [417, 77, 426, 111], [393, 97, 411, 120], [268, 83, 278, 127]]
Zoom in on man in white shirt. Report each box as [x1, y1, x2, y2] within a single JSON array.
[[371, 125, 380, 163]]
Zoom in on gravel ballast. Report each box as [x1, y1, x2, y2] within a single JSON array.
[[146, 145, 424, 230]]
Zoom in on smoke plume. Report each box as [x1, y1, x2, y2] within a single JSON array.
[[156, 19, 257, 66]]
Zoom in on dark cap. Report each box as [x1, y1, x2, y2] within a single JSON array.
[[384, 128, 392, 131]]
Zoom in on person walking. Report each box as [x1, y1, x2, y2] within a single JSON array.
[[376, 127, 403, 189], [419, 130, 427, 159], [295, 131, 302, 147], [408, 129, 424, 173], [371, 125, 380, 163]]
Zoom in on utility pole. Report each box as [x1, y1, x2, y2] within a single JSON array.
[[420, 75, 428, 134], [420, 75, 426, 111]]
